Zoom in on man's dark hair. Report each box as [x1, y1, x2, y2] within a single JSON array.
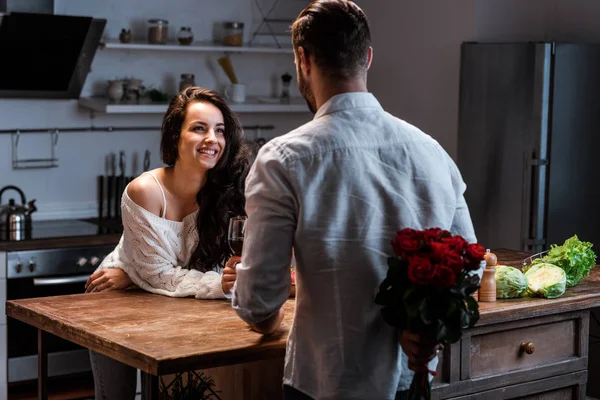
[[292, 0, 371, 80]]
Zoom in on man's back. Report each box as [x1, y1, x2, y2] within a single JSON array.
[[236, 92, 476, 399]]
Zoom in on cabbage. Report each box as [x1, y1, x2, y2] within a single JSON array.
[[495, 266, 527, 299], [524, 263, 566, 299], [527, 235, 596, 287]]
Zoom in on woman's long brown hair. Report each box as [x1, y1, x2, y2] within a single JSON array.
[[160, 87, 256, 271]]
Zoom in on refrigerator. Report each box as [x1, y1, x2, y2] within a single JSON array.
[[457, 42, 600, 257]]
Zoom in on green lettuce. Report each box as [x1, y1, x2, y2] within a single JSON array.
[[526, 235, 596, 287]]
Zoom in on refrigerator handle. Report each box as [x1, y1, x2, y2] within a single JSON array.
[[521, 151, 548, 253], [521, 152, 533, 252]]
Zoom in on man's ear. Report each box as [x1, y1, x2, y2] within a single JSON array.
[[366, 46, 373, 71], [297, 46, 311, 76]]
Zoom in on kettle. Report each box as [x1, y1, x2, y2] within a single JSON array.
[[0, 185, 37, 240]]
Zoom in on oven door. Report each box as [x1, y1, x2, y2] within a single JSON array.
[[7, 274, 93, 383]]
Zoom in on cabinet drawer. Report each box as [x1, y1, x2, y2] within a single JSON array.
[[469, 318, 577, 378], [445, 370, 586, 400]]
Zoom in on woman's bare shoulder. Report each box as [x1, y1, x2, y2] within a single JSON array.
[[126, 169, 165, 217]]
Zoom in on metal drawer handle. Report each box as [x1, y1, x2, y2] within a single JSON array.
[[521, 342, 536, 355], [33, 275, 90, 286]]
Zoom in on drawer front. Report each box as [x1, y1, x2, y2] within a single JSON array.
[[469, 319, 576, 378], [518, 386, 575, 400], [444, 370, 586, 400]]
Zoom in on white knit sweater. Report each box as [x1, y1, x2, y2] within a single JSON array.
[[97, 190, 226, 299]]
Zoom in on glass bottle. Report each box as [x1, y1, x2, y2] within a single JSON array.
[[177, 26, 194, 45], [223, 22, 244, 46], [148, 19, 169, 44], [179, 74, 196, 93], [280, 72, 292, 104]]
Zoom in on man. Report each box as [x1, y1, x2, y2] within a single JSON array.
[[230, 1, 477, 399]]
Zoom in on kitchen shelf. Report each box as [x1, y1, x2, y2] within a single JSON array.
[[78, 97, 309, 114], [100, 40, 293, 54]]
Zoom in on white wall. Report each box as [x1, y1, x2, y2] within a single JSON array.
[[0, 0, 311, 220], [4, 0, 600, 221]]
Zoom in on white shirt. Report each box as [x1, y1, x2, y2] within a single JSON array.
[[232, 93, 476, 399], [97, 189, 225, 299]]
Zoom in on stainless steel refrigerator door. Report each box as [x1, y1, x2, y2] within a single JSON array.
[[457, 43, 552, 252], [546, 44, 600, 255]]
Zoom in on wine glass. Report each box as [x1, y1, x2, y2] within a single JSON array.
[[228, 216, 247, 256]]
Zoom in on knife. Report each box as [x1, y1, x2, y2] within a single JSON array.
[[98, 158, 106, 219], [143, 150, 150, 172], [116, 151, 126, 218], [106, 153, 116, 219]]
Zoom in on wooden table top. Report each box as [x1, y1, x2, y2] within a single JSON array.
[[476, 249, 600, 325], [7, 292, 295, 375], [6, 249, 600, 375]]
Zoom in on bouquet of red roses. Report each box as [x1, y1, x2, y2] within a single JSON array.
[[375, 228, 485, 400]]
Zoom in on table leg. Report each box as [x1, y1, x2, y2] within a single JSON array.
[[142, 372, 159, 400], [37, 329, 48, 400]]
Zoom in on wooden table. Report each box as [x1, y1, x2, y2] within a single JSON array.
[[5, 248, 600, 400], [6, 291, 295, 400]]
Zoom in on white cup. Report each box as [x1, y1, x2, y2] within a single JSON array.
[[225, 83, 246, 104]]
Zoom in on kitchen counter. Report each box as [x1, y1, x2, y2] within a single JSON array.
[[0, 218, 122, 251], [0, 233, 122, 252], [5, 249, 600, 399]]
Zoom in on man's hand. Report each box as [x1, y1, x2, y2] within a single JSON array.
[[399, 330, 443, 373], [223, 256, 240, 295], [85, 268, 133, 293], [250, 307, 285, 335]]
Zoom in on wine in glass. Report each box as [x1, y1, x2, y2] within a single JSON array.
[[228, 216, 247, 256]]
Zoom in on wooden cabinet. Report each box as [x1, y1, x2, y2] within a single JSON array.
[[429, 249, 595, 399]]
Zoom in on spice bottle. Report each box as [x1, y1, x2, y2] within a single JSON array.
[[148, 19, 169, 44], [479, 249, 497, 302], [177, 27, 194, 45], [119, 29, 131, 44], [280, 72, 292, 104], [179, 74, 196, 92], [223, 22, 244, 46]]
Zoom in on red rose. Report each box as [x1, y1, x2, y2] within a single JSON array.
[[444, 251, 464, 275], [429, 242, 451, 263], [464, 243, 486, 270], [397, 228, 418, 237], [441, 236, 468, 253], [392, 229, 422, 256], [431, 265, 457, 289], [466, 243, 485, 261], [408, 256, 436, 285], [422, 228, 450, 243]]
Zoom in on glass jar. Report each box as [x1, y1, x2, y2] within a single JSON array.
[[223, 22, 244, 47], [177, 26, 194, 45], [179, 74, 196, 92], [148, 19, 169, 44]]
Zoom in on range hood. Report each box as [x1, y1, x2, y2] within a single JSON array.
[[0, 6, 106, 99]]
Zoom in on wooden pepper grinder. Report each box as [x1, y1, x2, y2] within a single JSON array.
[[479, 249, 497, 302]]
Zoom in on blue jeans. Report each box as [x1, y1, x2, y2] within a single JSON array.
[[89, 350, 144, 400], [283, 385, 410, 400]]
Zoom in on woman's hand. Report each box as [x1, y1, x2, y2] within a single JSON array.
[[222, 256, 240, 295], [85, 268, 133, 293]]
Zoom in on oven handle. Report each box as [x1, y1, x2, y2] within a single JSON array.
[[33, 275, 90, 286]]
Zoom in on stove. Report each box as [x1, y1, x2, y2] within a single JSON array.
[[1, 219, 123, 392]]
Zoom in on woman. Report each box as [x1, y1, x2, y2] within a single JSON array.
[[85, 87, 256, 400]]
